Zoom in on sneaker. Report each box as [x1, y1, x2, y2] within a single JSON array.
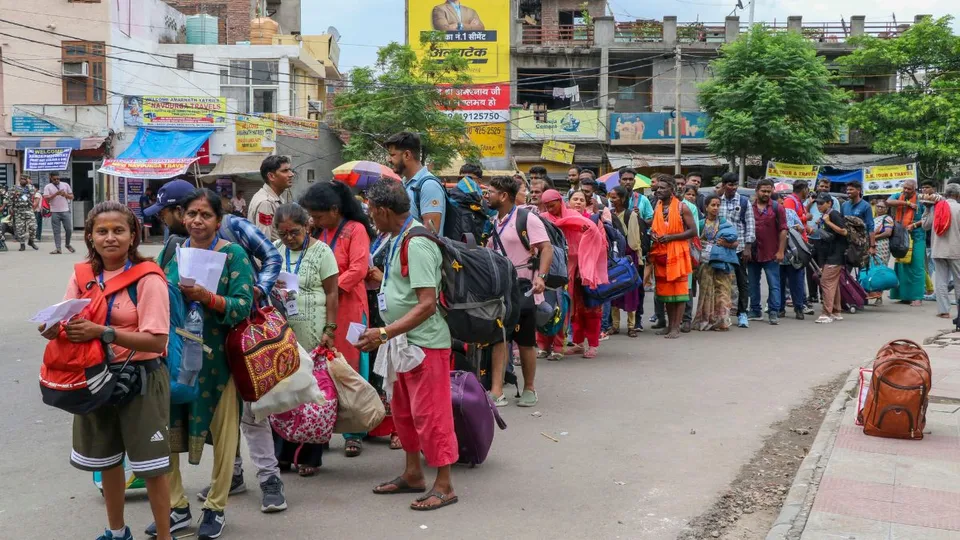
[[803, 305, 815, 315], [748, 312, 763, 321], [777, 310, 786, 318], [198, 472, 246, 501], [832, 314, 844, 321], [536, 349, 549, 359], [924, 293, 936, 301], [260, 476, 288, 513], [197, 509, 226, 540], [815, 315, 833, 324], [583, 346, 599, 359], [795, 311, 805, 321], [680, 321, 692, 333], [97, 527, 133, 540], [517, 389, 538, 407], [651, 321, 667, 330], [738, 313, 749, 328], [635, 322, 644, 332], [769, 314, 779, 325], [488, 392, 508, 407], [649, 314, 657, 323], [599, 332, 611, 342], [145, 505, 192, 536]]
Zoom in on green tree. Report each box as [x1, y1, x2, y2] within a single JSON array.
[[333, 36, 480, 169], [698, 26, 849, 172], [837, 16, 960, 181]]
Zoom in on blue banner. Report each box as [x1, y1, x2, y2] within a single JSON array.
[[12, 115, 62, 135], [610, 112, 709, 144], [24, 147, 72, 171]]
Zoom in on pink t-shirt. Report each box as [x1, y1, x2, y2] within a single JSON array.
[[44, 182, 72, 213], [488, 207, 550, 282], [64, 268, 170, 362]]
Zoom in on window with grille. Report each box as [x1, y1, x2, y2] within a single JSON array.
[[61, 40, 106, 105], [219, 60, 279, 114]]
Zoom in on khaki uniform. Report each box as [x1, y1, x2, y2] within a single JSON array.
[[247, 184, 291, 242]]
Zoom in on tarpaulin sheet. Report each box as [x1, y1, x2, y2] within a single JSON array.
[[100, 129, 213, 179]]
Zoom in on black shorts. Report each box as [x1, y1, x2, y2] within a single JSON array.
[[507, 309, 537, 348]]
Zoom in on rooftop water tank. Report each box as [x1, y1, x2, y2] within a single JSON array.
[[250, 17, 279, 45], [185, 14, 218, 45]]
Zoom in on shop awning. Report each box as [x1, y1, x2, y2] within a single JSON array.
[[200, 153, 269, 180], [99, 128, 213, 179], [820, 153, 906, 168], [607, 152, 729, 169], [0, 135, 106, 150]]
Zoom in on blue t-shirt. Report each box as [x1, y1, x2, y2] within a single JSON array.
[[841, 199, 875, 239], [404, 167, 447, 235]]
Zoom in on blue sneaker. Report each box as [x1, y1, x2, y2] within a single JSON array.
[[738, 313, 749, 328], [145, 505, 191, 537], [97, 528, 133, 540], [198, 509, 226, 540]]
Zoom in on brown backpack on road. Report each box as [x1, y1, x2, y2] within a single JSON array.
[[859, 339, 932, 440]]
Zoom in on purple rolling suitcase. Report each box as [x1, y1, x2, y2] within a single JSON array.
[[839, 268, 867, 313], [450, 370, 507, 467]]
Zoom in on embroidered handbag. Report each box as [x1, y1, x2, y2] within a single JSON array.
[[269, 346, 338, 445], [226, 305, 301, 402]]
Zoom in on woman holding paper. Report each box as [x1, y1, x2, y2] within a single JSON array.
[[300, 181, 375, 458], [153, 188, 255, 537], [271, 202, 340, 476]]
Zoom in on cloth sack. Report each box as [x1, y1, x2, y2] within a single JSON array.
[[251, 342, 323, 422], [269, 346, 338, 444], [226, 305, 301, 402], [329, 352, 386, 433]]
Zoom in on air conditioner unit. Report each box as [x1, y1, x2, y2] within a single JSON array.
[[62, 62, 89, 77], [308, 100, 324, 114]]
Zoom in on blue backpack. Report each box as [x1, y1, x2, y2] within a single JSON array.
[[155, 237, 201, 404]]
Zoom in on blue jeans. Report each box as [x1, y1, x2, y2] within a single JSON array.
[[779, 265, 806, 313], [601, 302, 612, 332], [748, 260, 782, 315]]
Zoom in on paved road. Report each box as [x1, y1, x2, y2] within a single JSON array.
[[0, 244, 945, 539]]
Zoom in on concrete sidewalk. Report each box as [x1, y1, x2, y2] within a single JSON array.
[[773, 334, 960, 539]]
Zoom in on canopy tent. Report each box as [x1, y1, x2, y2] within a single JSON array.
[[199, 153, 268, 182], [99, 128, 213, 179]]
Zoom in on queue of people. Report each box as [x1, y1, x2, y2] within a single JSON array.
[[38, 131, 960, 540]]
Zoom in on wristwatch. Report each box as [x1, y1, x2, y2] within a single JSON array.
[[378, 328, 389, 344], [101, 327, 116, 344], [539, 273, 548, 280]]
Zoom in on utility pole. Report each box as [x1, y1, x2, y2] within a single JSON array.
[[748, 0, 755, 27], [674, 44, 682, 175]]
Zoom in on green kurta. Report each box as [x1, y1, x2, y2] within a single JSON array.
[[160, 243, 255, 464]]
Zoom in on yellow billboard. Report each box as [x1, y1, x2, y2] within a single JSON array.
[[512, 110, 604, 141], [236, 115, 277, 153], [407, 0, 510, 84], [865, 164, 917, 196], [466, 123, 506, 158], [764, 161, 820, 183]]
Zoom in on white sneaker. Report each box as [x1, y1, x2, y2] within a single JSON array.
[[489, 392, 508, 407], [815, 316, 833, 324]]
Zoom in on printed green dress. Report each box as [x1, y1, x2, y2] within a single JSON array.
[[160, 243, 255, 464]]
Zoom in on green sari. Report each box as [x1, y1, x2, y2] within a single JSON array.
[[888, 193, 927, 303], [160, 243, 255, 464]]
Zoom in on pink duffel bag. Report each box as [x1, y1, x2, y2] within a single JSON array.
[[269, 346, 338, 444]]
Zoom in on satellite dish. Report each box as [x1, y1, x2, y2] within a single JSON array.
[[327, 26, 341, 42]]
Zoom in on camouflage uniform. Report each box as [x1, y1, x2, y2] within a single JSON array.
[[5, 183, 38, 245]]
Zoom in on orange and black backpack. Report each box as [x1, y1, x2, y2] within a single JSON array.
[[40, 261, 164, 415]]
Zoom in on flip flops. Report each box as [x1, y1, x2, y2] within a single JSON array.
[[373, 476, 427, 495], [410, 491, 459, 511]]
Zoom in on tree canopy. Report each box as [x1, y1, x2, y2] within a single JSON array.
[[837, 16, 960, 180], [698, 26, 849, 167], [333, 36, 480, 169]]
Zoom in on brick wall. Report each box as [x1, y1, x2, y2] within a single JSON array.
[[165, 0, 253, 44]]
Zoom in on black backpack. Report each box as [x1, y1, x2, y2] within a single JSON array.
[[514, 208, 569, 289], [411, 174, 490, 245], [401, 227, 521, 345], [889, 220, 911, 260], [784, 227, 812, 269]]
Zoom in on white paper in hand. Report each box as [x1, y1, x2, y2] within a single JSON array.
[[347, 322, 367, 345], [177, 245, 228, 292], [30, 299, 91, 329], [278, 271, 299, 292]]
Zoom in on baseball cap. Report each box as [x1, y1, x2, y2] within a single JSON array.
[[143, 179, 197, 217]]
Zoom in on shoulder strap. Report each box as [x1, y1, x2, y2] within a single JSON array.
[[516, 207, 531, 251], [773, 201, 781, 229], [410, 174, 445, 214], [74, 262, 97, 290], [159, 235, 186, 269], [99, 262, 164, 297], [739, 195, 749, 223], [399, 226, 443, 278]]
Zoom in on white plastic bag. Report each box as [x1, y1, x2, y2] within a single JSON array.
[[251, 343, 323, 422]]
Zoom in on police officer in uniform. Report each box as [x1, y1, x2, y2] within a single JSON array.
[[6, 174, 39, 251]]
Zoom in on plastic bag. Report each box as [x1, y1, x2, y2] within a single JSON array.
[[250, 343, 322, 423], [328, 352, 385, 434]]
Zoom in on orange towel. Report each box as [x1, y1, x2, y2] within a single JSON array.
[[651, 198, 692, 282]]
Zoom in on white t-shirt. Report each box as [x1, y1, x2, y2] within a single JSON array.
[[43, 182, 72, 213]]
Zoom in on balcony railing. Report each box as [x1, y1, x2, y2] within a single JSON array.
[[739, 21, 910, 42], [521, 24, 594, 46], [615, 21, 663, 43], [677, 22, 728, 44]]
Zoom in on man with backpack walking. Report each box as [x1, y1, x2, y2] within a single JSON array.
[[386, 132, 447, 236], [717, 173, 756, 328], [485, 175, 554, 408], [747, 179, 788, 325], [144, 181, 290, 516], [358, 178, 459, 511], [781, 181, 813, 319], [842, 180, 878, 261]]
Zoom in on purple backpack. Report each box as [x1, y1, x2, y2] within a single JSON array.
[[451, 370, 507, 467]]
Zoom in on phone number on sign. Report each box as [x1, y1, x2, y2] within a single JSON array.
[[443, 110, 509, 123]]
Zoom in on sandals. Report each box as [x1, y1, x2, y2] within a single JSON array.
[[536, 349, 549, 359], [50, 250, 61, 255], [66, 245, 75, 253], [411, 490, 459, 511], [297, 465, 320, 477], [627, 329, 638, 338], [389, 434, 403, 450], [373, 476, 427, 495], [344, 438, 363, 458], [547, 352, 563, 362]]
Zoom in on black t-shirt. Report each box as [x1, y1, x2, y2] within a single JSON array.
[[816, 210, 848, 266]]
